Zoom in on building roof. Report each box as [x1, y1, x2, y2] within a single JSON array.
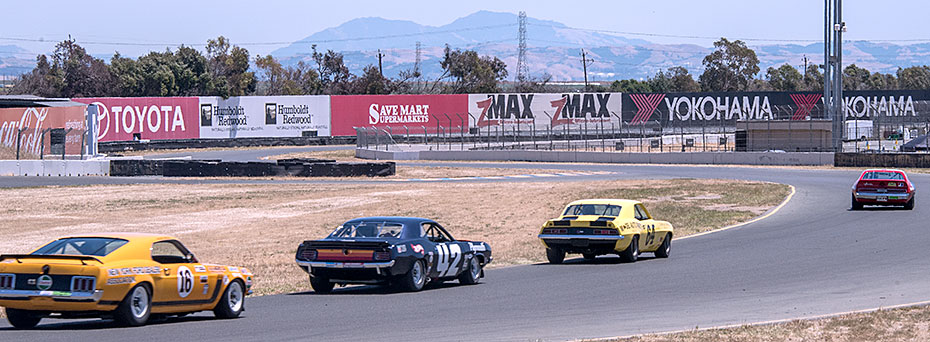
[[0, 95, 88, 108]]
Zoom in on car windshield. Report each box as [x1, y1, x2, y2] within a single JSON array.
[[563, 204, 622, 217], [32, 237, 129, 257], [329, 221, 406, 238], [862, 171, 904, 180]]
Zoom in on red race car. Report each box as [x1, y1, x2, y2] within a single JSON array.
[[851, 169, 916, 210]]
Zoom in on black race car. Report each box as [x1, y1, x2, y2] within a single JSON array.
[[295, 217, 492, 293]]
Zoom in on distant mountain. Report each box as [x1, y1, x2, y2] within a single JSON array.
[[0, 45, 34, 76]]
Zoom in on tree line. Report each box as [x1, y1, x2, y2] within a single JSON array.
[[8, 36, 930, 98]]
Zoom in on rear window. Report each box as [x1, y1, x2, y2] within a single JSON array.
[[563, 204, 622, 217], [862, 171, 904, 180], [330, 221, 406, 238], [32, 238, 129, 257]]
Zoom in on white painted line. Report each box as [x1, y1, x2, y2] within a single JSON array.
[[509, 175, 532, 178], [532, 174, 558, 177]]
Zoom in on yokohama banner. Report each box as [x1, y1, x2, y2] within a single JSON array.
[[73, 97, 199, 142], [330, 95, 467, 136], [198, 96, 331, 138], [0, 106, 85, 156], [467, 93, 623, 130]]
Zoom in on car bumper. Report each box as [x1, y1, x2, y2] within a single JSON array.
[[854, 191, 912, 203], [0, 289, 109, 311], [537, 234, 624, 240], [538, 234, 630, 253], [296, 260, 395, 269]]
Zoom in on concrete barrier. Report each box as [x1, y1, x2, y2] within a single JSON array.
[[0, 160, 111, 176], [361, 149, 834, 166], [835, 153, 930, 167]]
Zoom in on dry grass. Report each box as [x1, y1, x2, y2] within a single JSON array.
[[111, 145, 315, 157], [268, 148, 360, 162], [600, 304, 930, 342], [0, 179, 787, 296], [0, 146, 38, 160]]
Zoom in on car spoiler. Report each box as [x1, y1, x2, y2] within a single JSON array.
[[300, 240, 391, 249], [0, 254, 103, 265]]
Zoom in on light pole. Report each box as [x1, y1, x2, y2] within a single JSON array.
[[825, 0, 845, 152]]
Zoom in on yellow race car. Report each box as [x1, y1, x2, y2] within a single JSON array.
[[0, 233, 253, 329], [538, 199, 674, 263]]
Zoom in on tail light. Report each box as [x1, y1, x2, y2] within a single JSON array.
[[374, 251, 391, 261], [542, 228, 568, 234], [301, 249, 318, 261], [0, 274, 14, 290], [71, 276, 95, 292], [593, 229, 619, 235]]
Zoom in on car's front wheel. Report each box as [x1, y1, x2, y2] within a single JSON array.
[[310, 276, 334, 293], [114, 284, 151, 326], [619, 236, 639, 263], [5, 308, 42, 329], [213, 280, 245, 319], [546, 247, 565, 264], [458, 255, 482, 285], [396, 259, 427, 292]]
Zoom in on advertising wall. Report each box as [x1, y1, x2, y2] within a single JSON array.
[[467, 93, 623, 130], [73, 97, 200, 142], [330, 95, 467, 136], [0, 106, 86, 155], [198, 96, 331, 138]]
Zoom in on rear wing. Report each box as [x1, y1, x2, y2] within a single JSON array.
[[0, 254, 103, 265]]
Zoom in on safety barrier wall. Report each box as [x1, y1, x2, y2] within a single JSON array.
[[835, 152, 930, 168], [0, 160, 110, 176]]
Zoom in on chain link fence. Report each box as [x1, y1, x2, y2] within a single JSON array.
[[1, 127, 89, 160]]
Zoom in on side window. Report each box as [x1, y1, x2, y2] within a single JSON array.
[[633, 206, 645, 220], [152, 240, 195, 264], [425, 224, 453, 243], [419, 223, 429, 238], [634, 205, 651, 220]]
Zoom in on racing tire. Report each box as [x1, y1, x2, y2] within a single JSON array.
[[213, 280, 245, 319], [654, 234, 671, 258], [546, 247, 565, 264], [905, 197, 915, 210], [619, 236, 639, 263], [582, 253, 596, 261], [114, 283, 151, 327], [851, 195, 863, 210], [5, 308, 42, 329], [310, 276, 335, 294], [396, 259, 427, 292], [458, 255, 482, 285]]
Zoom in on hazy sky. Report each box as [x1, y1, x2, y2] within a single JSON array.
[[2, 0, 926, 57]]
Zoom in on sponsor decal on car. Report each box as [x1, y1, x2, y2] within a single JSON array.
[[228, 266, 239, 273], [108, 266, 160, 276], [468, 242, 487, 252], [396, 244, 407, 253], [177, 266, 194, 298], [194, 265, 207, 273], [411, 244, 425, 255], [203, 284, 209, 295], [222, 275, 229, 285], [106, 277, 136, 285], [208, 266, 226, 273], [200, 275, 208, 284], [36, 275, 53, 290]]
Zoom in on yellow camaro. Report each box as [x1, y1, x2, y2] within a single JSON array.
[[0, 233, 253, 329], [538, 199, 674, 263]]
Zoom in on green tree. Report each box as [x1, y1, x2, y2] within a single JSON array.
[[766, 64, 803, 91], [842, 64, 871, 91], [866, 72, 896, 90], [699, 38, 760, 91], [609, 79, 653, 93], [351, 65, 392, 95], [896, 66, 930, 90], [311, 45, 354, 95], [206, 36, 256, 97], [11, 54, 64, 97], [665, 66, 700, 92], [802, 64, 824, 91], [436, 45, 508, 93]]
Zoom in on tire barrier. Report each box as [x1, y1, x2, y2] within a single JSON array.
[[99, 136, 356, 153], [835, 152, 930, 168], [111, 158, 393, 177]]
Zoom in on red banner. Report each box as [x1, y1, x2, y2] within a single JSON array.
[[74, 97, 200, 142], [0, 106, 85, 156], [330, 95, 468, 136]]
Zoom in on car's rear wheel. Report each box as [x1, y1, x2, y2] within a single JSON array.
[[619, 236, 639, 263], [310, 276, 334, 293], [582, 253, 596, 261], [546, 247, 565, 264], [114, 284, 151, 326], [213, 280, 244, 319], [458, 255, 482, 285], [654, 234, 671, 258], [5, 308, 42, 329], [905, 196, 915, 210], [851, 195, 863, 210], [396, 259, 427, 292]]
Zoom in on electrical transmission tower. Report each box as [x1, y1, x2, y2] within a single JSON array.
[[517, 11, 528, 82], [414, 41, 422, 77]]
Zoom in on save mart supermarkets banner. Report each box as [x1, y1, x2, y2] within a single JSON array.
[[467, 93, 623, 130], [330, 95, 468, 136], [74, 97, 200, 142], [199, 96, 331, 138]]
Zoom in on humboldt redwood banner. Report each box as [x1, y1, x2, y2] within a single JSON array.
[[330, 95, 468, 136], [0, 106, 85, 156], [468, 93, 623, 130], [198, 96, 331, 138], [74, 97, 200, 142], [621, 90, 930, 127]]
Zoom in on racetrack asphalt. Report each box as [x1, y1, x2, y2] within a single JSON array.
[[2, 148, 928, 341]]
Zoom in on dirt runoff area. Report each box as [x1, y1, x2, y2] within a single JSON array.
[[601, 304, 930, 342], [0, 179, 788, 296]]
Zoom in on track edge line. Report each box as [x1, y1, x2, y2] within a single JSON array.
[[677, 183, 796, 241]]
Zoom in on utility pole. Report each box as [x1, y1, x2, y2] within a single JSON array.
[[801, 55, 809, 80], [377, 49, 384, 78], [581, 49, 593, 91], [414, 42, 422, 76], [825, 0, 845, 151]]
